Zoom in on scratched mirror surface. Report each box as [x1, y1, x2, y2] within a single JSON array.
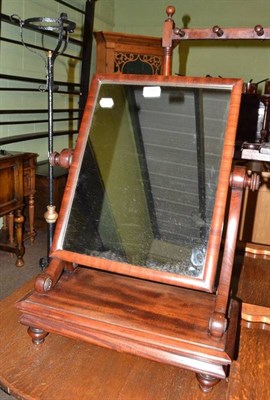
[[63, 83, 231, 277]]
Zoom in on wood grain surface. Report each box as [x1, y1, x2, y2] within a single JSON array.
[[1, 261, 270, 400], [237, 255, 270, 308]]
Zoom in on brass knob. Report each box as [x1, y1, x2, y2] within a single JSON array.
[[254, 24, 264, 36], [212, 25, 224, 37], [174, 27, 185, 37]]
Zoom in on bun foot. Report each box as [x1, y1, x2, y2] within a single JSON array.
[[196, 373, 220, 393], [15, 256, 24, 268], [27, 327, 48, 345]]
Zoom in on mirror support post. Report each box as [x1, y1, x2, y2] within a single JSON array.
[[209, 166, 260, 338], [162, 6, 175, 76]]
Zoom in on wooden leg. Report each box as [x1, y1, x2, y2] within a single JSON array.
[[28, 193, 36, 244], [8, 212, 14, 244], [27, 327, 49, 345], [2, 215, 8, 231], [14, 209, 25, 267], [196, 373, 220, 393]]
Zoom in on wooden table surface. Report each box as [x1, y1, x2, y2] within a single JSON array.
[[1, 256, 270, 400]]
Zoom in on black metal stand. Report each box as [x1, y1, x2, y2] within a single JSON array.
[[11, 13, 76, 269]]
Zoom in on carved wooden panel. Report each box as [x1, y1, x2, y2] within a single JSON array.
[[94, 32, 164, 75]]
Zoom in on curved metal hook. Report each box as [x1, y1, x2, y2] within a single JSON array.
[[10, 13, 76, 90]]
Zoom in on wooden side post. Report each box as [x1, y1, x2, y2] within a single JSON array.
[[209, 167, 260, 337]]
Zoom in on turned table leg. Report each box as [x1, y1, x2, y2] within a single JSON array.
[[8, 212, 14, 244], [196, 373, 220, 393], [28, 193, 36, 244], [14, 209, 25, 267], [27, 327, 49, 345]]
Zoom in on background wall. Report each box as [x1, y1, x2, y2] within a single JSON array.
[[1, 0, 270, 160], [114, 0, 270, 86], [0, 0, 115, 159]]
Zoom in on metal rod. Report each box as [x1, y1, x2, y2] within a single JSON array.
[[0, 118, 79, 126], [0, 108, 79, 114], [0, 130, 77, 145], [0, 87, 80, 94], [7, 11, 76, 270], [0, 73, 81, 87], [47, 52, 55, 256]]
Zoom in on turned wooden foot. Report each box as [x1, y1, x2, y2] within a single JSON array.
[[196, 373, 220, 393], [27, 327, 48, 345], [15, 256, 24, 268]]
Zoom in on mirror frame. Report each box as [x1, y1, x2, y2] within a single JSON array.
[[50, 73, 243, 292]]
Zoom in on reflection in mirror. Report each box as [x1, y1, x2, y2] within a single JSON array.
[[63, 83, 231, 277]]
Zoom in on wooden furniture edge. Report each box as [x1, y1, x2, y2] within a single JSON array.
[[242, 303, 270, 325], [244, 243, 270, 257]]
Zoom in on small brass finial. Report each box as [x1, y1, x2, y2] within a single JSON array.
[[166, 5, 175, 20], [44, 205, 58, 224]]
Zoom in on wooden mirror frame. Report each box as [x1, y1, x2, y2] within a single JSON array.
[[48, 73, 243, 293]]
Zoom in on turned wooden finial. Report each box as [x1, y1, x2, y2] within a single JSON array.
[[163, 6, 176, 76], [166, 5, 175, 20]]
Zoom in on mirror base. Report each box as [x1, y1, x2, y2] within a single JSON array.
[[16, 266, 240, 390]]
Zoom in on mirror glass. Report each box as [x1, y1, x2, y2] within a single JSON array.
[[63, 82, 231, 277]]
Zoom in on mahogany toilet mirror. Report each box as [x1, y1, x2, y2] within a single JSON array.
[[16, 5, 264, 393], [50, 74, 241, 293]]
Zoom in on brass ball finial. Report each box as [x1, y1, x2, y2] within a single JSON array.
[[166, 5, 175, 19]]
